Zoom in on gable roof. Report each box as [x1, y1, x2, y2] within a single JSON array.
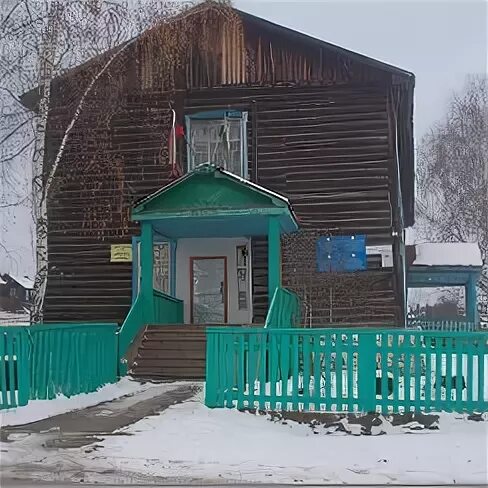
[[1, 273, 34, 289], [132, 163, 299, 238], [237, 9, 413, 80], [20, 2, 414, 111]]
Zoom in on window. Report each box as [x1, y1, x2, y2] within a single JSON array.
[[133, 241, 171, 300], [186, 110, 248, 178]]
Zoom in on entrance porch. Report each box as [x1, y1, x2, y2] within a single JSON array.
[[118, 164, 299, 377]]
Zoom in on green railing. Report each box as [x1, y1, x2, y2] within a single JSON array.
[[1, 323, 118, 409], [265, 287, 301, 329], [0, 327, 30, 409], [118, 289, 183, 373], [118, 293, 146, 369], [407, 318, 479, 332], [154, 290, 184, 324], [205, 327, 488, 414]]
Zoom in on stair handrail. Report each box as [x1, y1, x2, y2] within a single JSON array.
[[265, 287, 301, 329], [118, 293, 146, 374]]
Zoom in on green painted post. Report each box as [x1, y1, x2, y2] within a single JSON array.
[[268, 217, 281, 302], [248, 333, 257, 408], [466, 275, 478, 324], [140, 222, 154, 323], [205, 330, 219, 407], [312, 333, 322, 409], [291, 334, 299, 410], [336, 333, 344, 411], [380, 333, 389, 414], [358, 333, 377, 413], [269, 332, 278, 410]]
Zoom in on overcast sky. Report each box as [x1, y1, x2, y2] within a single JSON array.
[[235, 0, 488, 138], [0, 0, 487, 278]]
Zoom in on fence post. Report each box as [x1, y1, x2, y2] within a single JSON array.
[[358, 332, 377, 413], [205, 329, 223, 408]]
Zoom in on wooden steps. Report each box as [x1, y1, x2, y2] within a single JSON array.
[[130, 325, 208, 380]]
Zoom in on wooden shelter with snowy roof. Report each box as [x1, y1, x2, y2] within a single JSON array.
[[406, 243, 483, 324]]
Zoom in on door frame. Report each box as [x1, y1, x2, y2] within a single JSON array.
[[190, 256, 228, 324]]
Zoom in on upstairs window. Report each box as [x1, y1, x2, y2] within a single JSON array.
[[186, 110, 248, 178]]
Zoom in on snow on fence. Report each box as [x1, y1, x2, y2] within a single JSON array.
[[205, 327, 488, 414], [0, 323, 119, 410]]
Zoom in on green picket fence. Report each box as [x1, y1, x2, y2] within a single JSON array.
[[0, 327, 30, 409], [205, 327, 488, 414], [407, 318, 479, 332], [0, 323, 118, 410]]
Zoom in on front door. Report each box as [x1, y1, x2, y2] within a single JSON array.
[[191, 257, 227, 323]]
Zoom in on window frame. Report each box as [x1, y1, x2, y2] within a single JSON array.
[[131, 236, 175, 303], [185, 109, 248, 179]]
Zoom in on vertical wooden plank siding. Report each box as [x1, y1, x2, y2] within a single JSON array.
[[205, 328, 488, 414]]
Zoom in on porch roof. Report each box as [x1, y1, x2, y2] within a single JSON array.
[[407, 243, 483, 288], [132, 164, 299, 239], [408, 266, 482, 288]]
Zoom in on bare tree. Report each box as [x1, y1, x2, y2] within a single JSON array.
[[416, 75, 488, 322], [1, 0, 198, 322]]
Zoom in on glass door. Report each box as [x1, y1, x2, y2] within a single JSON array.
[[191, 257, 227, 324]]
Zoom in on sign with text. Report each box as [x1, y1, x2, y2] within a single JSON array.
[[110, 244, 132, 262]]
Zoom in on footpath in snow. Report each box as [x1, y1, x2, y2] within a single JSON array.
[[0, 377, 164, 427], [1, 384, 487, 485]]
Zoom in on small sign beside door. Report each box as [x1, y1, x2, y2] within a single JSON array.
[[110, 244, 132, 262]]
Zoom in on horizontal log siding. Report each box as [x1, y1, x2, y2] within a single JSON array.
[[43, 78, 400, 325], [185, 84, 398, 324], [44, 87, 174, 323]]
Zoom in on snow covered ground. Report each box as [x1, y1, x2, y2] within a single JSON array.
[[2, 386, 487, 485], [0, 377, 162, 426]]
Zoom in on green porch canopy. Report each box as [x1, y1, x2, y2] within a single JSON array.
[[132, 164, 299, 311], [132, 164, 299, 238]]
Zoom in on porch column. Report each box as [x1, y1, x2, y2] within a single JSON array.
[[466, 274, 478, 323], [268, 216, 281, 301], [140, 221, 154, 321]]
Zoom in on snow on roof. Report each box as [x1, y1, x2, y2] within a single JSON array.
[[413, 242, 483, 267], [9, 274, 34, 289], [0, 276, 6, 285]]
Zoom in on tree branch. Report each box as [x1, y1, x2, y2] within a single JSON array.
[[1, 138, 35, 164]]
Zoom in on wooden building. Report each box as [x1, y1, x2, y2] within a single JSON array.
[[0, 274, 33, 313], [21, 2, 415, 329]]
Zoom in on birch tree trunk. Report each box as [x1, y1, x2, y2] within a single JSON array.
[[31, 1, 62, 324]]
